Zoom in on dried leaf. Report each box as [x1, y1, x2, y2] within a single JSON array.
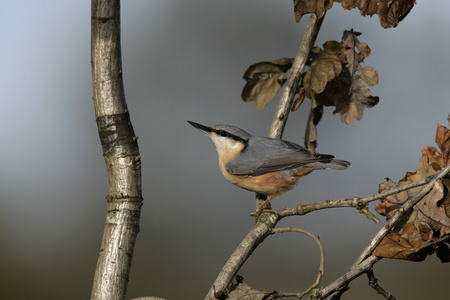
[[376, 153, 439, 222], [304, 98, 323, 151], [442, 178, 450, 219], [227, 281, 279, 300], [436, 124, 450, 166], [302, 30, 379, 124], [338, 0, 416, 29], [242, 58, 294, 110], [293, 0, 333, 22], [302, 40, 344, 99], [360, 66, 379, 86], [436, 242, 450, 263], [422, 145, 444, 171], [373, 223, 436, 261], [374, 125, 450, 261], [292, 87, 306, 111], [303, 57, 343, 97], [332, 30, 379, 124], [414, 181, 450, 237], [374, 198, 402, 219]]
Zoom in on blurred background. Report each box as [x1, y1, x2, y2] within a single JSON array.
[[1, 1, 449, 299]]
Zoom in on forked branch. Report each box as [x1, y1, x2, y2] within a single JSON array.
[[204, 14, 325, 300]]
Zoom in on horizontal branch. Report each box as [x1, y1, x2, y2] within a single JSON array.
[[278, 171, 440, 219]]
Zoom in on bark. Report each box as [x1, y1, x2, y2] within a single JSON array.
[[90, 1, 143, 299]]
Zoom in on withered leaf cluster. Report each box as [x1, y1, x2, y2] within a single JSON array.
[[302, 29, 379, 125], [338, 0, 416, 29], [241, 30, 378, 127], [374, 124, 450, 262], [241, 58, 294, 110], [293, 0, 416, 29]]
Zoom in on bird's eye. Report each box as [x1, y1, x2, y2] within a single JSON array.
[[219, 130, 227, 137]]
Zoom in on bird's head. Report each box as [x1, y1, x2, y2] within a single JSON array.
[[188, 121, 251, 162]]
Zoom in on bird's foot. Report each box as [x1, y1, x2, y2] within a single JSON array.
[[250, 208, 277, 219], [251, 199, 277, 219]]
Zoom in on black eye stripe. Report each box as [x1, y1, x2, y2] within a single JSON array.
[[213, 129, 227, 137], [213, 129, 249, 145]]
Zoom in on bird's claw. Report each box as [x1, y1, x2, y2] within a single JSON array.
[[250, 208, 277, 219]]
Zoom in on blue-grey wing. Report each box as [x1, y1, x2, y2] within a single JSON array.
[[226, 137, 343, 176]]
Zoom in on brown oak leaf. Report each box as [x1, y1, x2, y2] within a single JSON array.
[[293, 0, 334, 22], [227, 281, 279, 300], [436, 124, 450, 166], [423, 145, 445, 171], [338, 0, 416, 29], [304, 30, 379, 124], [241, 58, 294, 110], [377, 153, 438, 211], [436, 242, 450, 262], [414, 181, 450, 237], [374, 124, 450, 261], [373, 223, 438, 261]]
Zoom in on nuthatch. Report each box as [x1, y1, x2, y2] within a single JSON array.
[[188, 121, 349, 209]]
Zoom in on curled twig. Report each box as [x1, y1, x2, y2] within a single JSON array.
[[271, 227, 324, 298]]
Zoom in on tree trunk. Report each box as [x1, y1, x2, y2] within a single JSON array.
[[90, 1, 143, 299]]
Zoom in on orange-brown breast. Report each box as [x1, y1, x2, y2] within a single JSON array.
[[218, 165, 317, 199]]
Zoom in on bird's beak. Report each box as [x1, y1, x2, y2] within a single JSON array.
[[188, 121, 212, 135]]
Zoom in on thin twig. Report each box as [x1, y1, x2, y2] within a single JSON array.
[[357, 206, 380, 223], [311, 256, 380, 299], [269, 13, 324, 139], [367, 270, 396, 300], [256, 13, 325, 212], [278, 171, 440, 219], [271, 228, 325, 298]]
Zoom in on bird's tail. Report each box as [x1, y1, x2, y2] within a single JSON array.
[[307, 159, 350, 170]]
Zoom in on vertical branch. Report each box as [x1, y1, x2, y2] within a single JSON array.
[[257, 13, 324, 214], [268, 13, 324, 139], [91, 1, 143, 300]]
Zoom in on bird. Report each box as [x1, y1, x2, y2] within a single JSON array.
[[188, 121, 350, 213]]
